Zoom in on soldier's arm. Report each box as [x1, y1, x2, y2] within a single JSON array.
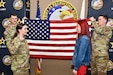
[[92, 21, 106, 35], [4, 27, 13, 50], [104, 26, 112, 41], [8, 38, 20, 54], [21, 55, 29, 68], [90, 17, 106, 34], [4, 27, 10, 39]]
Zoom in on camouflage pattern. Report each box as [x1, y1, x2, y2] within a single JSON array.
[[7, 35, 30, 75], [91, 20, 113, 75], [107, 60, 113, 71], [4, 24, 17, 49]]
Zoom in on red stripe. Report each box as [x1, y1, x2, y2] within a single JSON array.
[[50, 32, 77, 35], [30, 55, 73, 59], [28, 43, 75, 46], [30, 49, 74, 52]]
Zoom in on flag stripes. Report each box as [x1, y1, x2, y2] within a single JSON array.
[[25, 19, 91, 59]]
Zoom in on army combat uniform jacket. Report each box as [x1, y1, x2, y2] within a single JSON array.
[[7, 35, 30, 74], [91, 21, 112, 57], [4, 24, 17, 49], [91, 20, 113, 75]]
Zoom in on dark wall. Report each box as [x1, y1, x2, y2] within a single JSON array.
[[0, 0, 30, 75]]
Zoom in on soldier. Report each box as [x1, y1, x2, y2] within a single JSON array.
[[7, 23, 30, 75], [90, 15, 113, 75], [3, 13, 18, 65], [4, 13, 18, 48]]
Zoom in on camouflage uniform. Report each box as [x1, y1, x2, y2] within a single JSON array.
[[91, 20, 113, 75], [7, 35, 30, 75], [4, 24, 17, 65], [4, 24, 17, 49]]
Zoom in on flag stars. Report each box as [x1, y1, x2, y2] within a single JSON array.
[[39, 35, 42, 37], [35, 34, 37, 37], [42, 21, 44, 23], [46, 33, 49, 35], [39, 30, 42, 33], [37, 21, 39, 23], [31, 23, 33, 25], [42, 37, 44, 39], [47, 29, 49, 31], [25, 20, 50, 40], [39, 23, 42, 25], [33, 21, 35, 23]]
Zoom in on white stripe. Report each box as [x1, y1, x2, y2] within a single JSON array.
[[29, 46, 75, 50], [27, 40, 76, 44], [50, 34, 78, 38], [88, 21, 91, 25], [30, 51, 73, 56], [89, 28, 92, 32], [51, 29, 77, 33], [50, 23, 77, 27]]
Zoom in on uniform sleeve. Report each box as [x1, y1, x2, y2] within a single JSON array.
[[104, 26, 112, 42], [8, 38, 21, 54], [4, 27, 13, 50], [91, 21, 106, 34], [22, 55, 30, 67], [4, 26, 16, 40], [4, 27, 11, 40]]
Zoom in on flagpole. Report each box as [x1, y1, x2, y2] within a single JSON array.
[[80, 0, 85, 19], [36, 0, 40, 20]]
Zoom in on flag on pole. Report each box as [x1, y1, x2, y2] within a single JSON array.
[[36, 0, 42, 74], [36, 58, 42, 74], [80, 0, 91, 33], [80, 0, 86, 19], [36, 0, 41, 20]]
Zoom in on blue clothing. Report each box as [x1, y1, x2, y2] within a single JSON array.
[[72, 35, 91, 71]]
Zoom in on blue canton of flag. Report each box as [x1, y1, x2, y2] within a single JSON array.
[[24, 20, 50, 40]]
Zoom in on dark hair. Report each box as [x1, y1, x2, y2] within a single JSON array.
[[99, 14, 108, 23], [16, 23, 26, 32], [13, 23, 26, 38], [10, 13, 18, 18]]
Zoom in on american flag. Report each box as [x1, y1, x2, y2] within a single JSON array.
[[25, 19, 78, 59]]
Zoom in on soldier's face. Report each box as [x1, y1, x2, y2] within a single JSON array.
[[19, 25, 28, 36], [10, 15, 18, 25], [98, 16, 107, 27]]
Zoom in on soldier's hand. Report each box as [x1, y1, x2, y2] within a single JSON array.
[[4, 31, 8, 35], [22, 17, 28, 23], [90, 17, 95, 21]]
